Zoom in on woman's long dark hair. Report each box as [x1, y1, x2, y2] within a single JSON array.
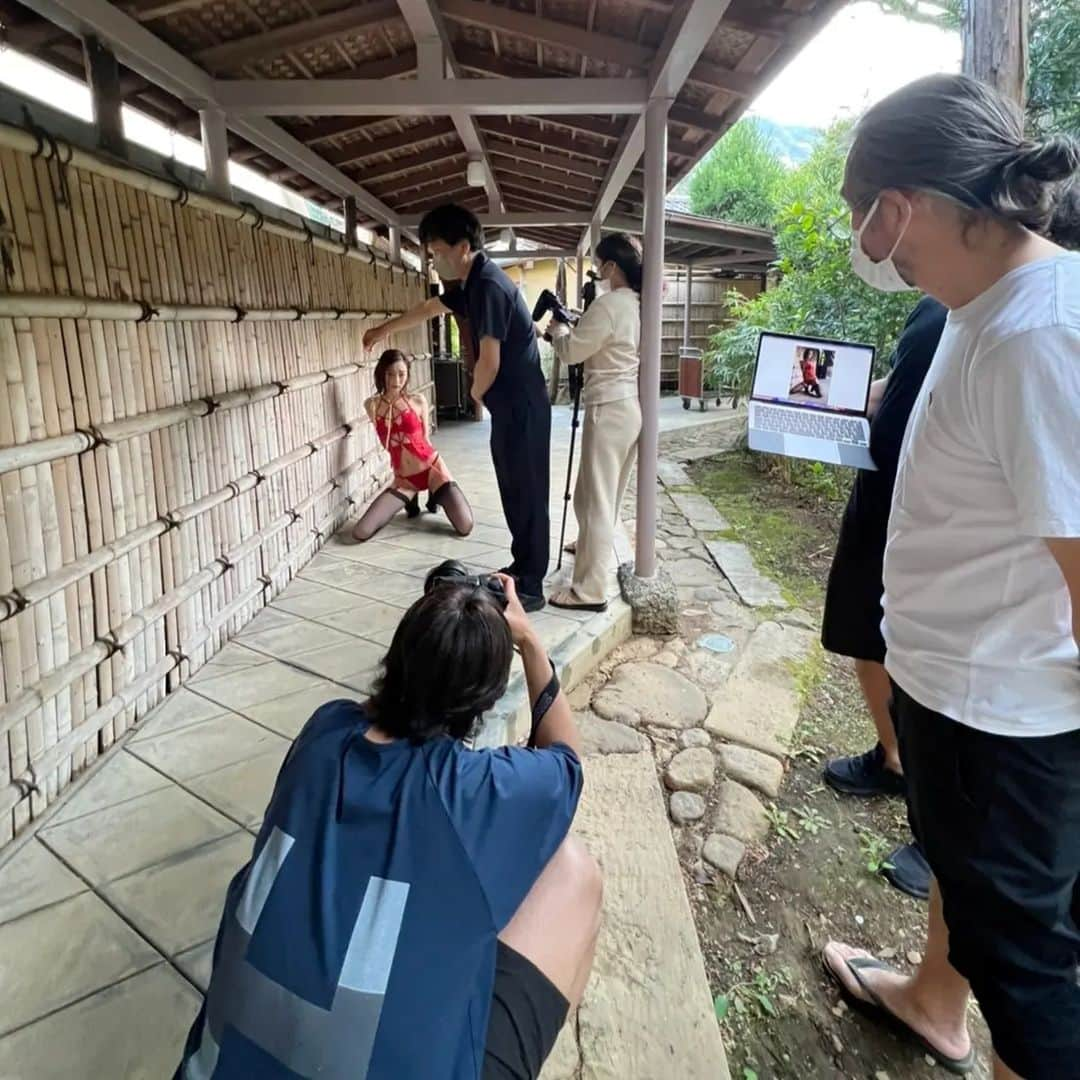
[[367, 582, 513, 742], [373, 348, 409, 394], [596, 232, 643, 294]]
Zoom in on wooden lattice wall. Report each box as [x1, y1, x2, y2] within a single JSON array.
[[0, 125, 427, 846]]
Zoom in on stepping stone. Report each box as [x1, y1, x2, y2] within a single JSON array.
[[592, 662, 708, 730], [705, 679, 800, 759], [669, 791, 706, 825], [578, 713, 647, 756], [570, 751, 730, 1078], [664, 748, 715, 793], [712, 781, 769, 845], [717, 744, 785, 798], [670, 492, 728, 532], [704, 540, 788, 609], [667, 557, 722, 587], [680, 729, 711, 749], [703, 833, 746, 878], [732, 622, 817, 689], [657, 459, 692, 487]]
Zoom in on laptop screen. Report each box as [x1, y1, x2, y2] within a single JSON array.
[[752, 332, 875, 417]]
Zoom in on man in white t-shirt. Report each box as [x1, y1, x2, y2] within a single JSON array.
[[819, 75, 1080, 1080]]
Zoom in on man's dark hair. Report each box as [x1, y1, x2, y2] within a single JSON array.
[[418, 204, 484, 252], [367, 582, 513, 741]]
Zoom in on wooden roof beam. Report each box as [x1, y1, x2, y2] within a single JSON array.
[[356, 147, 468, 184], [320, 119, 458, 170], [441, 0, 755, 96], [194, 1, 403, 72]]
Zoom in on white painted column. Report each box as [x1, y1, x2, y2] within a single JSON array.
[[576, 252, 584, 308], [389, 225, 402, 265], [199, 107, 231, 201], [634, 96, 671, 580]]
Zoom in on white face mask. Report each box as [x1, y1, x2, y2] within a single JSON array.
[[431, 253, 458, 283], [594, 279, 611, 296], [850, 196, 915, 293]]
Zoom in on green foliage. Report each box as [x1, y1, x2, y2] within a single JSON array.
[[689, 119, 786, 228], [1028, 0, 1080, 136], [708, 122, 918, 403]]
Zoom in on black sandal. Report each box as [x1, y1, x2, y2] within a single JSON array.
[[822, 949, 976, 1075]]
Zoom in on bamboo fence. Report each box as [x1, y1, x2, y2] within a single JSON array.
[[0, 122, 429, 845]]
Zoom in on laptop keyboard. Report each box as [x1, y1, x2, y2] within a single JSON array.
[[757, 405, 867, 446]]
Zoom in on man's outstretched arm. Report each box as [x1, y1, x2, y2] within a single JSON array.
[[363, 296, 449, 352]]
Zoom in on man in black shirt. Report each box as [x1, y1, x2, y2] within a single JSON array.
[[820, 296, 947, 899], [363, 206, 551, 611]]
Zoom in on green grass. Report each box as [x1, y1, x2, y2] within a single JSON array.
[[688, 451, 849, 610]]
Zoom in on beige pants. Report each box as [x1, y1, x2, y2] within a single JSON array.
[[571, 395, 642, 604]]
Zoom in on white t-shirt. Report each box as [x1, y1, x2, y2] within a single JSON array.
[[553, 288, 640, 405], [883, 253, 1080, 736]]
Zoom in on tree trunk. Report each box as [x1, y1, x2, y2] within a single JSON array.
[[961, 0, 1030, 107]]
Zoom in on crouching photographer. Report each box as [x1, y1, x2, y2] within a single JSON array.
[[176, 564, 600, 1080]]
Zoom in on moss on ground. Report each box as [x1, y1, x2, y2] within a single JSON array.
[[688, 451, 848, 610]]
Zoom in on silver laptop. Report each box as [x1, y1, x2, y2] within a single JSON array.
[[747, 331, 877, 470]]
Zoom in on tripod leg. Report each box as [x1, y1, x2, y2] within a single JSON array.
[[557, 377, 583, 572]]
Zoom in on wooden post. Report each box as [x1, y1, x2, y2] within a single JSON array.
[[962, 0, 1030, 106], [199, 107, 231, 201], [82, 36, 125, 159], [682, 263, 694, 348], [343, 196, 358, 249]]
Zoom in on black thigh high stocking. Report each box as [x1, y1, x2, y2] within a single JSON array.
[[352, 489, 415, 542], [428, 481, 474, 537]]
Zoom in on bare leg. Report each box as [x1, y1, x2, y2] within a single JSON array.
[[824, 879, 971, 1060], [855, 659, 901, 773], [498, 836, 602, 1009], [352, 489, 410, 542], [429, 481, 474, 537]]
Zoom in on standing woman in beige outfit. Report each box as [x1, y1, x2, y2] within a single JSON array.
[[546, 234, 642, 611]]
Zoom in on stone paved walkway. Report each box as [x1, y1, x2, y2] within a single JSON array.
[[0, 397, 725, 1077]]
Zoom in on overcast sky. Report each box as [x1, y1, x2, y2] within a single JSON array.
[[750, 1, 962, 129]]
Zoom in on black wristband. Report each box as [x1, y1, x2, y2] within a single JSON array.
[[528, 659, 560, 749]]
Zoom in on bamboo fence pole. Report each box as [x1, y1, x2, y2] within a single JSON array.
[[0, 121, 417, 278], [0, 352, 429, 475]]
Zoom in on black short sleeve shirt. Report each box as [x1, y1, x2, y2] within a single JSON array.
[[441, 253, 547, 408]]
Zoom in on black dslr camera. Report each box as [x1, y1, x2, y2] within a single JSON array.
[[531, 289, 580, 342], [424, 560, 508, 610]]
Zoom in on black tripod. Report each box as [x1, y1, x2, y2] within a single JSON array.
[[556, 361, 585, 572]]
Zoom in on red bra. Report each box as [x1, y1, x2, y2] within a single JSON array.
[[375, 399, 437, 477]]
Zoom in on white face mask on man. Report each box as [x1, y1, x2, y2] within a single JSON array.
[[850, 196, 915, 293]]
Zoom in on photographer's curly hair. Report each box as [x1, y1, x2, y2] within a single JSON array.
[[844, 74, 1079, 237], [373, 349, 410, 394], [367, 582, 513, 741]]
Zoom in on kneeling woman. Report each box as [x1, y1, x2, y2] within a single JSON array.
[[547, 234, 642, 611], [353, 349, 473, 541]]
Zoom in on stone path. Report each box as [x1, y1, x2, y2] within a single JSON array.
[[546, 426, 817, 1078]]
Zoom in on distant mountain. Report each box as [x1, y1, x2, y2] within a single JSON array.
[[751, 117, 822, 166]]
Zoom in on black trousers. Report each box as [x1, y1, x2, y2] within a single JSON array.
[[894, 683, 1080, 1079], [489, 394, 551, 598]]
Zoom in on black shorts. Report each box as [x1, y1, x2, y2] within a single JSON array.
[[483, 941, 569, 1080], [825, 494, 885, 656], [893, 683, 1080, 1079]]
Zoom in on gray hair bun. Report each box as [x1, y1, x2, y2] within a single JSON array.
[[993, 135, 1080, 231]]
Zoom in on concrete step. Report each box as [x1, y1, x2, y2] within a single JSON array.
[[543, 749, 730, 1080]]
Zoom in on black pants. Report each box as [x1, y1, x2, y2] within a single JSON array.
[[894, 683, 1080, 1079], [489, 396, 551, 598], [483, 941, 568, 1079]]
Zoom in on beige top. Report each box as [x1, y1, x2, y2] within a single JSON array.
[[554, 287, 640, 405]]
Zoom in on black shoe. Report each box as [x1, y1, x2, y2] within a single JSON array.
[[823, 743, 906, 798], [404, 494, 421, 519], [519, 592, 546, 613], [881, 842, 931, 901]]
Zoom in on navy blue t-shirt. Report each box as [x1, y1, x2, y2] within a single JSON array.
[[441, 253, 548, 410], [176, 701, 582, 1080]]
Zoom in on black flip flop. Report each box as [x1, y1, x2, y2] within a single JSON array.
[[549, 593, 608, 613], [822, 950, 976, 1075]]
